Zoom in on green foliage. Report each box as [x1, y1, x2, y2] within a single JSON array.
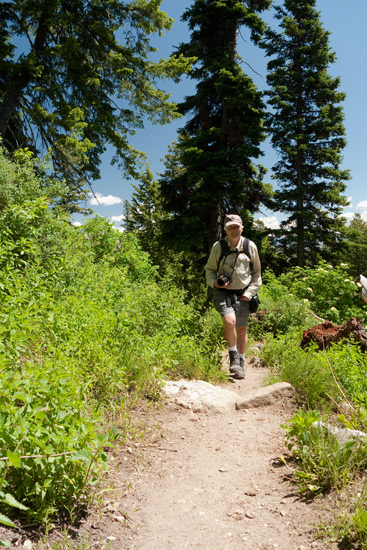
[[261, 0, 349, 266], [263, 334, 339, 409], [0, 1, 193, 205], [158, 0, 272, 261], [276, 261, 366, 323], [0, 145, 226, 526], [282, 409, 367, 495], [344, 214, 367, 279], [249, 270, 310, 340]]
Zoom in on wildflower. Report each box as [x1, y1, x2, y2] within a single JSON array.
[[341, 263, 348, 267], [307, 287, 313, 292], [303, 298, 309, 303], [330, 307, 337, 312]]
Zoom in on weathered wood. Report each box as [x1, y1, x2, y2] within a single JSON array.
[[301, 317, 367, 352]]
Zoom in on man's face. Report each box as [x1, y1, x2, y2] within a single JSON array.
[[225, 224, 243, 239]]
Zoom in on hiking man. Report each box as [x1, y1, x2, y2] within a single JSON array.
[[204, 214, 262, 379]]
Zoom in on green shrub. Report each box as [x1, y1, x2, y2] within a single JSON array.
[[282, 409, 367, 495], [277, 262, 366, 324]]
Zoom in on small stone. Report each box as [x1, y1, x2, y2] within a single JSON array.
[[107, 536, 117, 541], [23, 541, 33, 549], [113, 515, 126, 524], [245, 511, 255, 519], [219, 467, 228, 472]]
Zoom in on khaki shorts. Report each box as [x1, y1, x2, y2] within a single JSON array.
[[213, 289, 250, 327]]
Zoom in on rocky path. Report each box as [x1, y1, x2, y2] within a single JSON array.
[[98, 364, 337, 550]]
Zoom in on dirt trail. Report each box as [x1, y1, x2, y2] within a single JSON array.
[[98, 364, 337, 550]]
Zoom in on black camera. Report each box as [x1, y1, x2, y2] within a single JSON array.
[[217, 273, 232, 286]]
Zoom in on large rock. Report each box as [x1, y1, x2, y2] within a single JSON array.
[[313, 421, 366, 446], [163, 380, 296, 414], [163, 380, 238, 414], [235, 382, 295, 410]]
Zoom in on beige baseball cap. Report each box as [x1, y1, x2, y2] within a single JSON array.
[[224, 214, 242, 227]]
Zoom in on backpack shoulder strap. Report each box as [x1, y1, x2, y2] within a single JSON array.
[[242, 237, 253, 270], [217, 237, 231, 272]]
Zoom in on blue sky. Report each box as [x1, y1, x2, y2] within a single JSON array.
[[74, 0, 367, 231]]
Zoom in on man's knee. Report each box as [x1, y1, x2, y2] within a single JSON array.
[[223, 314, 236, 330]]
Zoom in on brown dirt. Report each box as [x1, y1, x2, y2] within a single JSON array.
[[4, 363, 340, 549]]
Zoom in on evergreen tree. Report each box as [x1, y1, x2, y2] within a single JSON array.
[[261, 0, 349, 266], [344, 214, 367, 278], [123, 166, 168, 263], [0, 0, 192, 207], [159, 0, 272, 257]]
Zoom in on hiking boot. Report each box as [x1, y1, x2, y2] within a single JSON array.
[[231, 366, 245, 380], [229, 350, 240, 373], [230, 356, 246, 379]]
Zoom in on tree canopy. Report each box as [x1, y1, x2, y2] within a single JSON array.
[[261, 0, 349, 266], [0, 0, 192, 205], [157, 0, 272, 256]]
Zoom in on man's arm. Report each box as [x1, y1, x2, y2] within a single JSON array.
[[204, 242, 221, 288]]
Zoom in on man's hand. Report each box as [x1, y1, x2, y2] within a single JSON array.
[[214, 278, 232, 289]]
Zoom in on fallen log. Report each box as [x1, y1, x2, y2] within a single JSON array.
[[301, 317, 367, 352]]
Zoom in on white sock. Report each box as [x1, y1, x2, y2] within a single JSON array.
[[239, 353, 245, 360], [229, 346, 237, 352]]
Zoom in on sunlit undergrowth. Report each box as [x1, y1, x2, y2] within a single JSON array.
[[249, 266, 367, 548], [0, 147, 225, 527]]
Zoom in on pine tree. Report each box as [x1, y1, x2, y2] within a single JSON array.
[[123, 166, 168, 263], [344, 214, 367, 278], [159, 0, 272, 255], [261, 0, 349, 266]]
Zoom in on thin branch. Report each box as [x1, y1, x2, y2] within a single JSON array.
[[0, 451, 76, 461]]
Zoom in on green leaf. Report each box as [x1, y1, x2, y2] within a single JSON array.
[[6, 451, 21, 468], [0, 514, 16, 528], [0, 493, 28, 510]]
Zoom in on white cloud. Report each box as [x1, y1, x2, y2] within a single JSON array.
[[346, 196, 353, 207], [113, 225, 125, 232], [72, 221, 82, 227], [89, 192, 122, 206], [357, 200, 367, 209], [111, 214, 125, 223], [340, 211, 355, 221], [257, 216, 280, 230], [362, 211, 367, 222]]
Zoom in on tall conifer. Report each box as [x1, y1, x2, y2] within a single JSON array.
[[262, 0, 349, 266], [159, 0, 271, 256]]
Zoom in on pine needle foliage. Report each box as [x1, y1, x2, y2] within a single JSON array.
[[261, 0, 350, 266]]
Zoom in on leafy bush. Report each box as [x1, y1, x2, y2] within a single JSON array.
[[249, 271, 311, 339], [276, 262, 366, 324], [282, 409, 367, 495], [0, 146, 227, 527]]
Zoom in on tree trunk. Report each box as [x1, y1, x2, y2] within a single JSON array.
[[0, 16, 48, 138]]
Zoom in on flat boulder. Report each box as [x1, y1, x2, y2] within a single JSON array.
[[163, 380, 238, 414], [235, 382, 295, 410]]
